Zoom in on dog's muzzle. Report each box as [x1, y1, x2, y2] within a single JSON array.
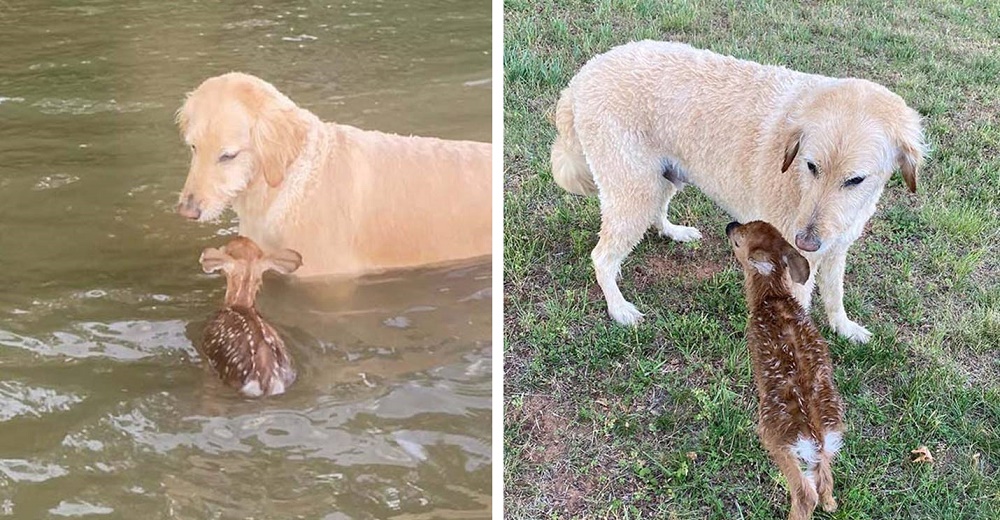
[[794, 230, 821, 252], [177, 194, 202, 220]]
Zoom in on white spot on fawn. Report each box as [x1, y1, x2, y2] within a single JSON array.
[[823, 430, 843, 455], [240, 380, 263, 397]]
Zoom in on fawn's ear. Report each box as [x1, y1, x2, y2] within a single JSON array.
[[262, 248, 303, 275], [782, 244, 811, 285], [200, 247, 232, 274], [748, 250, 775, 276]]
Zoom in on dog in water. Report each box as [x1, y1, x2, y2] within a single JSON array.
[[552, 40, 926, 342], [199, 236, 302, 397], [176, 72, 491, 276], [727, 220, 845, 520]]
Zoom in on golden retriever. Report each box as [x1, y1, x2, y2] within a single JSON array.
[[552, 41, 926, 343], [176, 73, 491, 277]]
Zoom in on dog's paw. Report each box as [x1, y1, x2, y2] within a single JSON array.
[[609, 301, 644, 326], [822, 496, 838, 512], [660, 224, 702, 243], [835, 319, 872, 344]]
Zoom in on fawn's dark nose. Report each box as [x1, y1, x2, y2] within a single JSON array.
[[794, 229, 821, 252], [177, 194, 201, 220], [725, 221, 740, 237]]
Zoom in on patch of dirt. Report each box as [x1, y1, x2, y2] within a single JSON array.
[[519, 394, 570, 464], [509, 394, 602, 516], [632, 239, 731, 290]]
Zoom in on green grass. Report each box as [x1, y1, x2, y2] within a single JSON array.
[[503, 1, 1000, 518]]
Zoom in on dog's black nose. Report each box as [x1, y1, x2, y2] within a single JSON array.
[[725, 221, 740, 237]]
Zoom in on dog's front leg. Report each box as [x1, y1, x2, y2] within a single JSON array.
[[818, 249, 872, 343]]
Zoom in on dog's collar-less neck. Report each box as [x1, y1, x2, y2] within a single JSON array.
[[271, 111, 322, 216], [237, 110, 324, 238]]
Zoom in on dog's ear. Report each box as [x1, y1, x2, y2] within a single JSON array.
[[200, 247, 233, 274], [781, 128, 802, 173], [894, 107, 926, 193], [782, 244, 810, 285], [262, 248, 303, 275], [251, 107, 308, 188], [748, 250, 775, 276]]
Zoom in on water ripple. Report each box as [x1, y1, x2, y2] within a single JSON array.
[[49, 501, 114, 517], [0, 459, 68, 483], [0, 320, 196, 360], [33, 173, 80, 191], [0, 381, 83, 422], [31, 98, 162, 115]]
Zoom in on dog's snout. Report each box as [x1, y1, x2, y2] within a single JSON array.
[[177, 194, 202, 220], [794, 230, 821, 252], [725, 221, 741, 237]]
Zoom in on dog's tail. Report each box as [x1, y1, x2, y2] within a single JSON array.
[[550, 86, 597, 196]]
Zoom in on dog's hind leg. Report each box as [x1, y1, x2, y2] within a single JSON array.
[[655, 175, 702, 242], [587, 150, 664, 326], [592, 194, 661, 325]]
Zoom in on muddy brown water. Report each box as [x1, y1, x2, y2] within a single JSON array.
[[0, 1, 491, 518]]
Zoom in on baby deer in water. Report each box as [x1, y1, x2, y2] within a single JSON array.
[[199, 236, 302, 397], [726, 221, 845, 520]]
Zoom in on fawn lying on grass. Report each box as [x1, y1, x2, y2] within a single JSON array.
[[199, 236, 302, 397], [727, 220, 845, 520]]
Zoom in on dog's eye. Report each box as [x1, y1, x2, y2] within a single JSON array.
[[219, 151, 239, 162], [843, 176, 865, 187], [806, 161, 818, 176]]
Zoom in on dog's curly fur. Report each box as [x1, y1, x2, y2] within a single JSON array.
[[552, 41, 927, 343]]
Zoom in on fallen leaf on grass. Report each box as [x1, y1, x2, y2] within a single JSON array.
[[686, 452, 698, 461], [911, 446, 934, 463]]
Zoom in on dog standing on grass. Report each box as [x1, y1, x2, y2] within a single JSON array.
[[551, 40, 927, 343], [727, 220, 845, 520]]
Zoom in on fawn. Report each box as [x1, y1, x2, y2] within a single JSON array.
[[199, 236, 302, 397], [727, 220, 845, 520]]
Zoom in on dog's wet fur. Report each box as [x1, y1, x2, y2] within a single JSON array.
[[551, 41, 927, 343]]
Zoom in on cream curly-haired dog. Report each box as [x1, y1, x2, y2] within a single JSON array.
[[177, 73, 491, 277], [552, 41, 926, 343]]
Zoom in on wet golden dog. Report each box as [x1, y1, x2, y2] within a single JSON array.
[[552, 41, 926, 342], [176, 73, 491, 277], [727, 220, 845, 520]]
